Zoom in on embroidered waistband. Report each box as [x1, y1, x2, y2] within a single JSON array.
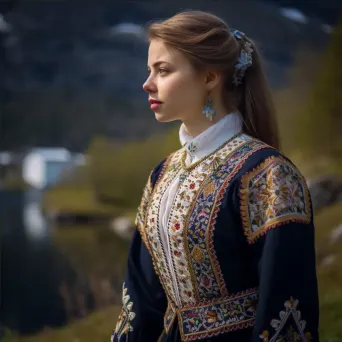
[[164, 288, 258, 341]]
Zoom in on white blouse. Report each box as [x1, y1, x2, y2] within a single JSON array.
[[158, 112, 243, 306]]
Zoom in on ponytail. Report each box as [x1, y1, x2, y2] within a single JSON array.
[[238, 44, 280, 149]]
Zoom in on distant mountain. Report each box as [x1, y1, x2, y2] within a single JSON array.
[[0, 0, 331, 94], [0, 0, 334, 150]]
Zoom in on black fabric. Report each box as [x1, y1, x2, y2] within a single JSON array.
[[112, 146, 319, 342]]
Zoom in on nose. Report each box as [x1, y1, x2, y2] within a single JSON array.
[[143, 75, 157, 94]]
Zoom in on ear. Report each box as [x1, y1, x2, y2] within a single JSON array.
[[204, 70, 221, 92]]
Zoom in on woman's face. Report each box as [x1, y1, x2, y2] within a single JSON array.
[[143, 39, 207, 123]]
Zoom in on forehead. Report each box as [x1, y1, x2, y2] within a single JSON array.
[[147, 39, 186, 65]]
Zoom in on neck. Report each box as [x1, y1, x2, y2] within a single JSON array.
[[182, 93, 232, 137], [182, 112, 228, 138]]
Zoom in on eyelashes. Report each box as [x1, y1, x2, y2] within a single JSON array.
[[147, 68, 170, 76], [158, 68, 169, 75]]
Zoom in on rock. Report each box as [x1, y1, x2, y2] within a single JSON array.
[[307, 175, 342, 212], [110, 216, 134, 239], [319, 254, 336, 267], [330, 224, 342, 244]]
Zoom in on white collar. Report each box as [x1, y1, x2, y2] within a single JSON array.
[[179, 112, 243, 165]]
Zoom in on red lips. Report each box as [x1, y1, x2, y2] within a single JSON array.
[[149, 99, 163, 104]]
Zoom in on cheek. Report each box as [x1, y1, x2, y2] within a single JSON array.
[[162, 74, 202, 105], [162, 75, 187, 97]]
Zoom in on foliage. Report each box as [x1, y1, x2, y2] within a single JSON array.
[[274, 47, 322, 154], [296, 16, 342, 164], [41, 165, 120, 216], [87, 127, 180, 209], [1, 174, 29, 191], [42, 127, 180, 215], [274, 21, 342, 179], [53, 225, 129, 282]]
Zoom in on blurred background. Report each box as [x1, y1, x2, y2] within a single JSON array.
[[0, 0, 341, 341]]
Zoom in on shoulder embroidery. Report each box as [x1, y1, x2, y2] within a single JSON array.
[[240, 155, 311, 244], [111, 282, 136, 342], [259, 297, 312, 342]]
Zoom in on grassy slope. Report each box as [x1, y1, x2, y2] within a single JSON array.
[[2, 306, 121, 342], [315, 204, 342, 341], [2, 203, 342, 341]]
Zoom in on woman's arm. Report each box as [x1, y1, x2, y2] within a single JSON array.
[[111, 228, 167, 342], [239, 155, 319, 342], [112, 161, 168, 342]]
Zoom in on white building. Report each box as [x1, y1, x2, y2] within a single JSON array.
[[22, 148, 85, 189]]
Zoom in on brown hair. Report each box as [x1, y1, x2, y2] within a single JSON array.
[[147, 10, 279, 149]]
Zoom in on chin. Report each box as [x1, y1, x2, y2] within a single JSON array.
[[154, 112, 176, 123]]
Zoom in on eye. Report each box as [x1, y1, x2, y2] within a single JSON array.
[[158, 68, 169, 75]]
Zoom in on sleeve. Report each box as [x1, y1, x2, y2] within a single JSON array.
[[238, 155, 319, 342], [111, 169, 168, 342]]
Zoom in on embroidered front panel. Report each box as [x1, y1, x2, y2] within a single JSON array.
[[179, 288, 258, 341], [145, 149, 184, 304], [186, 140, 269, 301], [135, 171, 153, 249], [167, 135, 255, 305], [135, 158, 171, 251], [112, 283, 136, 342], [240, 156, 311, 244], [259, 297, 312, 342]]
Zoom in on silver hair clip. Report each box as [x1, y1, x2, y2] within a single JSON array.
[[231, 30, 253, 86]]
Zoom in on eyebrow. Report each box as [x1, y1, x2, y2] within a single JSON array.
[[147, 61, 169, 69]]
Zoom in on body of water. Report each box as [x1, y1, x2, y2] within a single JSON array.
[[0, 190, 125, 336]]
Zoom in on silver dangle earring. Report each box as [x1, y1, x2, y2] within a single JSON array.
[[202, 99, 216, 122]]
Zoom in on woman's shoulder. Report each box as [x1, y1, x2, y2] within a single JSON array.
[[149, 157, 168, 187], [235, 136, 310, 206], [235, 135, 304, 178], [149, 148, 183, 187], [233, 137, 313, 243]]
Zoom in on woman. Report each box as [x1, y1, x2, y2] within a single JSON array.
[[112, 10, 319, 342]]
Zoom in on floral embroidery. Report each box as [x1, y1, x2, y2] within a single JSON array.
[[240, 156, 311, 244], [112, 283, 136, 342], [165, 135, 253, 305], [259, 297, 312, 342], [164, 303, 177, 333], [145, 149, 184, 304], [135, 157, 170, 251], [187, 141, 198, 154], [186, 140, 268, 300], [143, 136, 251, 308], [179, 288, 258, 341], [135, 172, 153, 250], [141, 134, 274, 338], [142, 135, 269, 313]]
